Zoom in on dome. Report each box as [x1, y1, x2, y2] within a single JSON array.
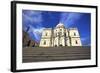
[[56, 23, 65, 28]]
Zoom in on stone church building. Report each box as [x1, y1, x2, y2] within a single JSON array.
[[39, 23, 82, 47]]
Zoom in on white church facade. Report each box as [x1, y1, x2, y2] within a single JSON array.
[[39, 23, 82, 47]]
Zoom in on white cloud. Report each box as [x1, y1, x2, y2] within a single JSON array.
[[23, 10, 43, 24], [60, 13, 83, 27], [32, 27, 45, 35], [27, 25, 45, 41]]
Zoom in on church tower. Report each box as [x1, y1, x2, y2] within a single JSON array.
[[69, 28, 82, 46], [39, 28, 52, 47]]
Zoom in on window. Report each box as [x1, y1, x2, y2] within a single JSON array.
[[45, 33, 47, 36], [60, 29, 62, 31], [56, 30, 57, 32], [44, 41, 46, 45], [74, 32, 76, 36], [55, 45, 57, 47], [59, 32, 62, 35], [64, 33, 66, 36], [76, 40, 78, 44], [60, 44, 62, 46]]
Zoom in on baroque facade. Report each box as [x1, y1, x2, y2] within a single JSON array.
[[39, 23, 82, 47]]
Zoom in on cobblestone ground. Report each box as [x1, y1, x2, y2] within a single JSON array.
[[23, 46, 90, 63]]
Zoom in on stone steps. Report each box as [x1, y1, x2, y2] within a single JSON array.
[[22, 46, 91, 63]]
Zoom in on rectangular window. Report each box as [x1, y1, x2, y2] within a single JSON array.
[[44, 41, 46, 45], [45, 33, 47, 36], [76, 40, 78, 44], [74, 32, 76, 36]]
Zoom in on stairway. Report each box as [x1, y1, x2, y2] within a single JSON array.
[[23, 46, 90, 63]]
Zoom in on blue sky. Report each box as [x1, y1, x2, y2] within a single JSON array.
[[22, 10, 91, 46]]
